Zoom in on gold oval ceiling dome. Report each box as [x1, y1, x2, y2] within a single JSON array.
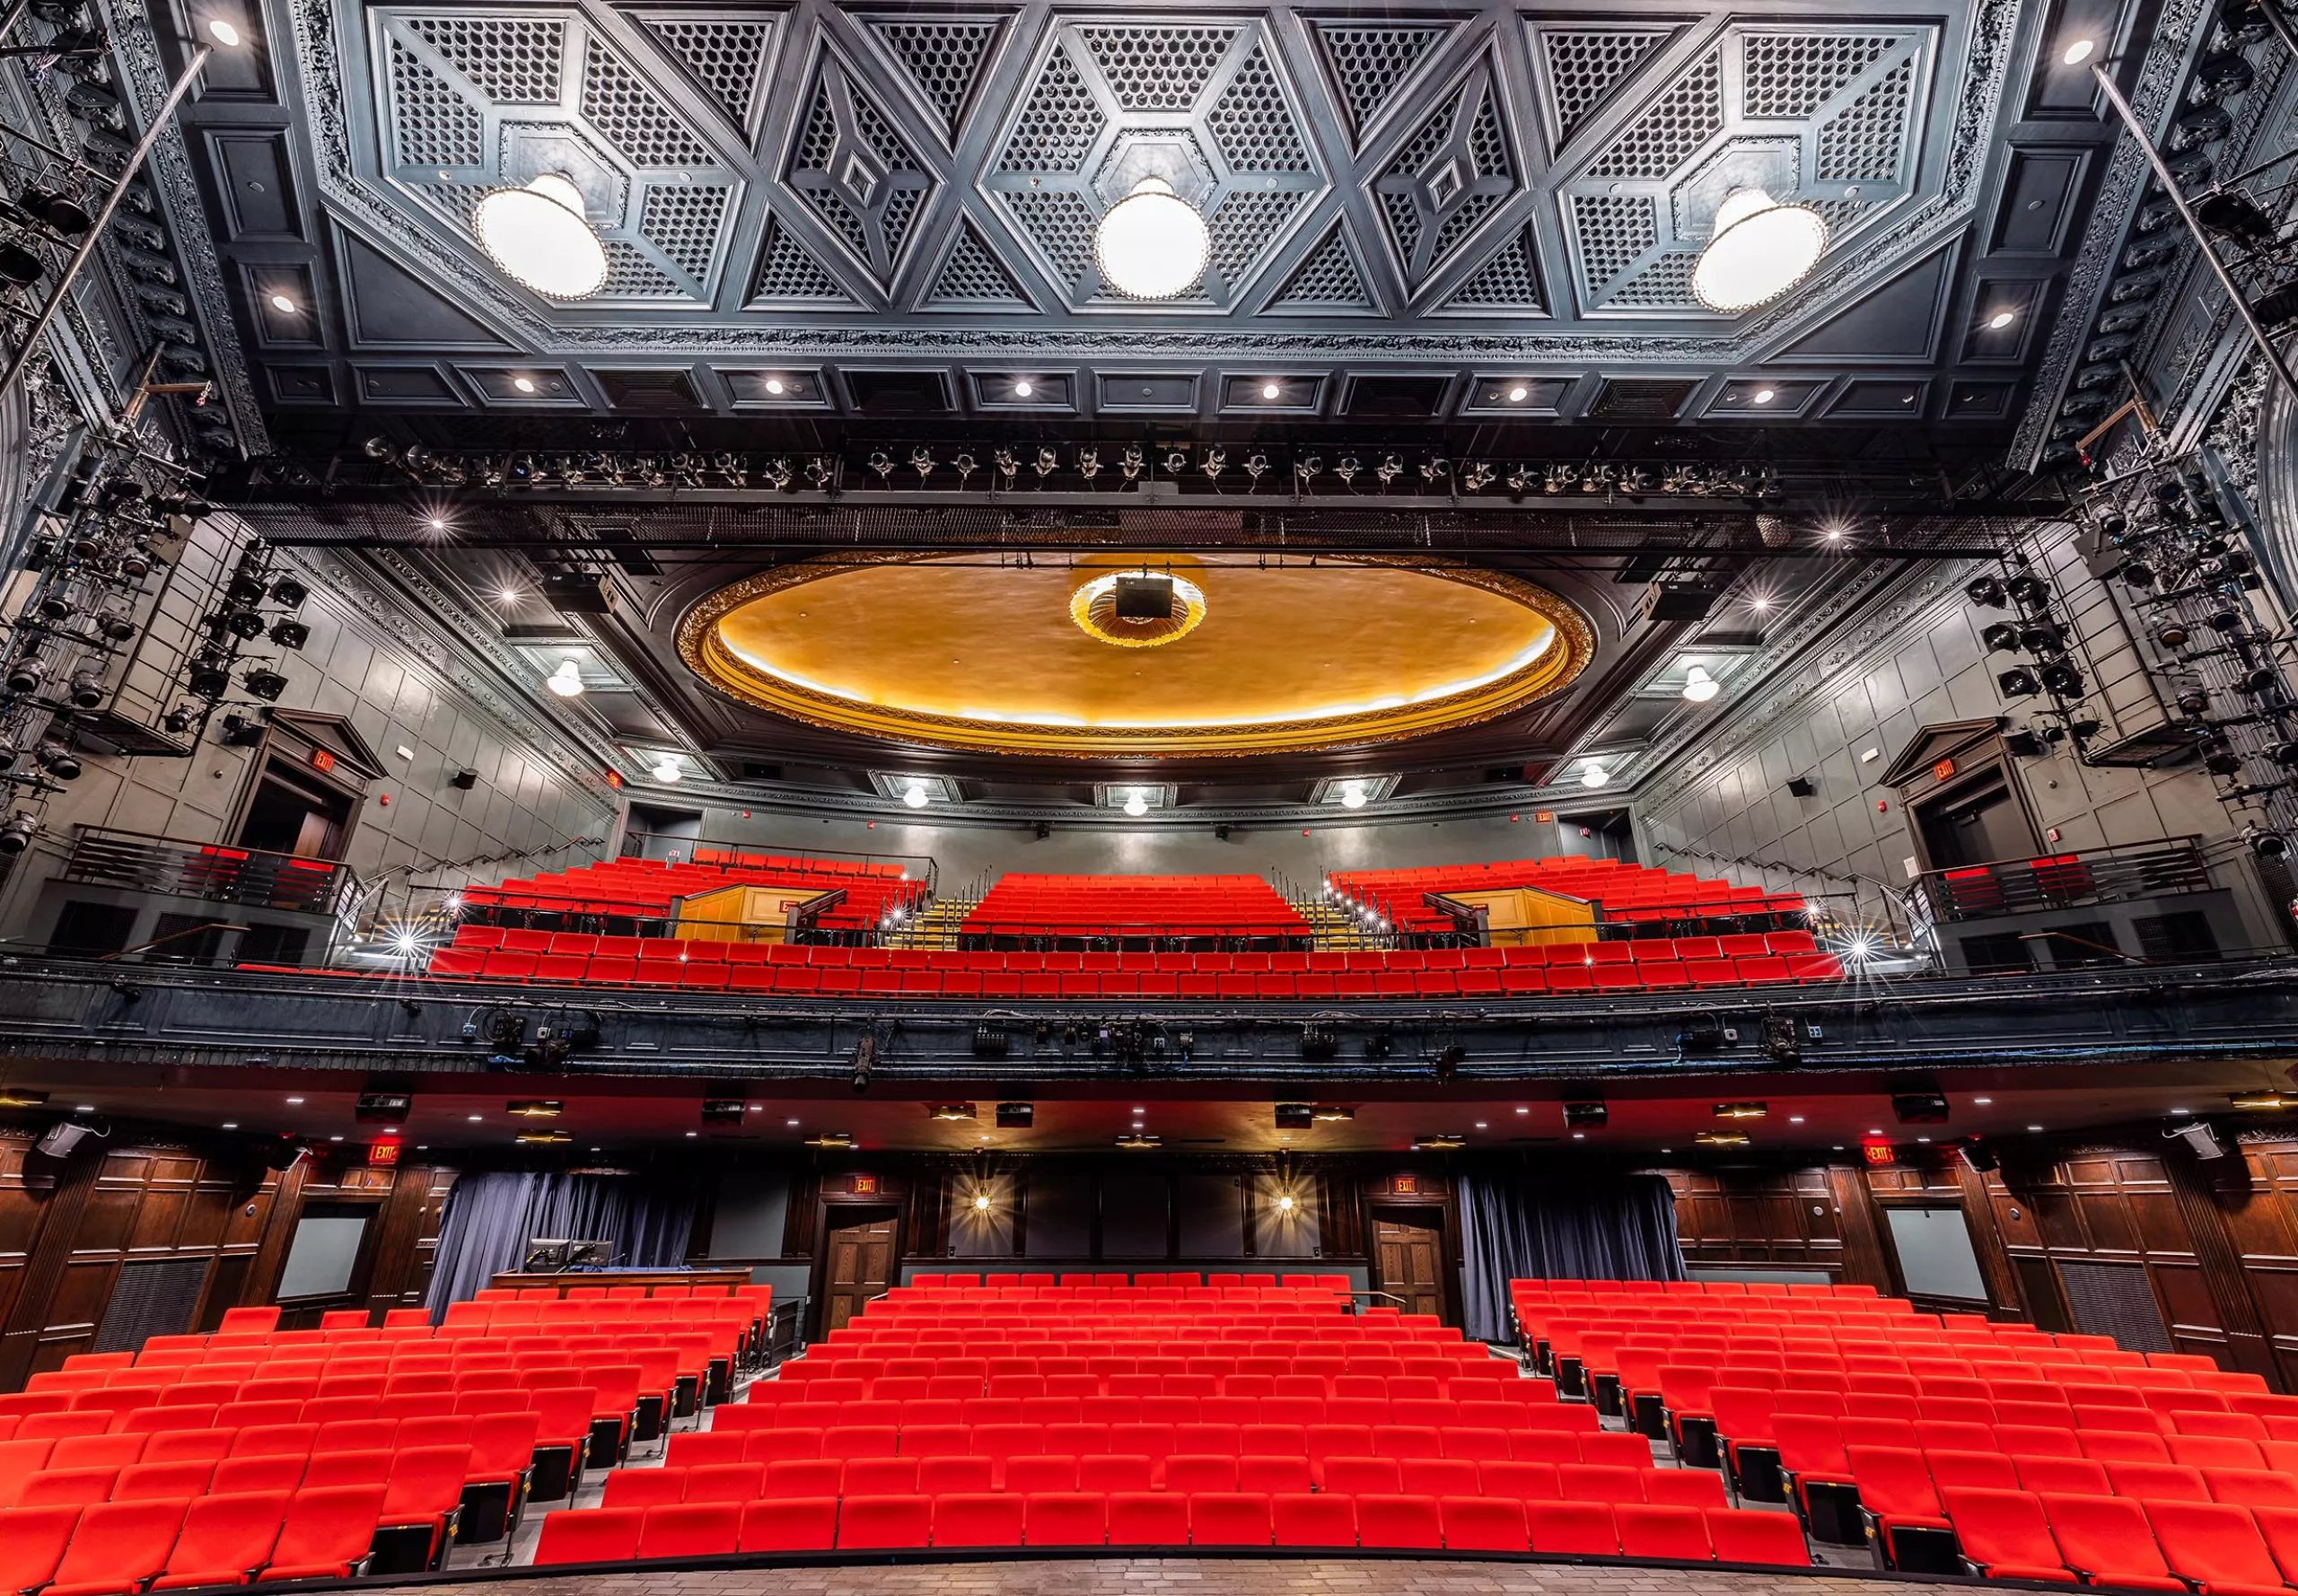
[[679, 553, 1594, 759]]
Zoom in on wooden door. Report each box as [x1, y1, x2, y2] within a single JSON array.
[[822, 1210, 896, 1333], [1374, 1211, 1445, 1320]]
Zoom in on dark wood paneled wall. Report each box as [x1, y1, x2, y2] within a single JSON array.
[[0, 1125, 453, 1390]]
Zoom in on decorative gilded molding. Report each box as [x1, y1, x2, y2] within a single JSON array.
[[677, 549, 1595, 759]]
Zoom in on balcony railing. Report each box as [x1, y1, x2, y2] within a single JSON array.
[[59, 828, 357, 916], [1910, 837, 2214, 925]]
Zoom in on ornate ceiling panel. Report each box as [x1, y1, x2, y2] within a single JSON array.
[[169, 0, 2123, 426]]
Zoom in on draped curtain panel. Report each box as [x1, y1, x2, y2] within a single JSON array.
[[424, 1170, 702, 1315], [1456, 1165, 1686, 1342]]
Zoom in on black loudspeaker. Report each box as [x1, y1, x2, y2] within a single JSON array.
[[996, 1101, 1033, 1128], [1113, 575, 1173, 621], [1960, 1140, 2000, 1172], [1893, 1092, 1952, 1124], [541, 573, 615, 614], [1641, 583, 1717, 623], [1786, 776, 1817, 797], [1276, 1103, 1314, 1130], [450, 769, 478, 789], [1563, 1100, 1608, 1129]]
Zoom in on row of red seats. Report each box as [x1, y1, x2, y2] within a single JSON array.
[[1945, 1489, 2298, 1589], [671, 1418, 1628, 1479], [624, 1446, 1687, 1500], [908, 1270, 1347, 1290], [963, 873, 1308, 936], [461, 856, 917, 933], [773, 1371, 1523, 1400], [0, 1488, 389, 1592], [533, 1491, 1812, 1561]]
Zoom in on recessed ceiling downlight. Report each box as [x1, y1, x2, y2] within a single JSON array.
[[1093, 178, 1210, 301], [473, 174, 608, 300], [1692, 188, 1828, 312]]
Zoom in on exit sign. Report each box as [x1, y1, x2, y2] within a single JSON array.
[[851, 1174, 878, 1195], [1392, 1175, 1418, 1195], [366, 1140, 400, 1167]]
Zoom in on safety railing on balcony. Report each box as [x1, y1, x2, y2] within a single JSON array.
[[1909, 837, 2215, 925], [59, 828, 359, 916]]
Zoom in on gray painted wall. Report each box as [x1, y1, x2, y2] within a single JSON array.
[[1633, 532, 2267, 943], [0, 520, 625, 944]]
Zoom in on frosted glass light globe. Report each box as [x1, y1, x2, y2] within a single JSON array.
[[1692, 188, 1827, 312], [1094, 178, 1210, 301], [474, 174, 608, 300]]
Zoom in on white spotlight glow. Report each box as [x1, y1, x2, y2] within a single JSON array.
[[1692, 188, 1828, 312], [650, 754, 683, 783], [2061, 37, 2096, 65], [472, 174, 607, 300], [1123, 791, 1148, 818], [1681, 664, 1720, 703], [1987, 310, 2016, 329], [1339, 782, 1367, 811], [1093, 177, 1211, 300], [544, 658, 584, 697], [1580, 764, 1610, 789], [903, 782, 930, 809], [206, 17, 241, 46]]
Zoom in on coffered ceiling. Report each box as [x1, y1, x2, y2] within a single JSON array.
[[177, 0, 2125, 438]]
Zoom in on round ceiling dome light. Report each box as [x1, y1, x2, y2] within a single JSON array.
[[1339, 782, 1367, 811], [1093, 177, 1210, 301], [544, 658, 584, 697], [1123, 791, 1148, 818], [1682, 663, 1721, 703], [903, 781, 929, 809], [650, 754, 683, 783], [473, 173, 608, 300], [1580, 763, 1610, 789], [1692, 188, 1828, 312]]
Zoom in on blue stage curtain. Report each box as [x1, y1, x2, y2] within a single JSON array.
[[424, 1169, 701, 1316], [1456, 1163, 1686, 1342]]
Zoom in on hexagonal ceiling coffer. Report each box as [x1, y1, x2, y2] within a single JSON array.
[[1093, 130, 1216, 211], [500, 123, 631, 232], [1671, 138, 1799, 242]]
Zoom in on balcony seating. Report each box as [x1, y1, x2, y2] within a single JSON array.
[[426, 929, 1842, 994], [962, 874, 1309, 941], [1328, 855, 1807, 937], [458, 853, 917, 936]]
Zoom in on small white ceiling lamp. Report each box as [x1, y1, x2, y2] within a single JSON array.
[[2060, 37, 2096, 65], [544, 658, 584, 697], [1681, 664, 1721, 703], [903, 780, 930, 809], [650, 753, 684, 783], [473, 173, 608, 300], [1123, 790, 1149, 818], [1339, 781, 1367, 811], [1093, 177, 1210, 300], [1692, 188, 1828, 312], [1580, 763, 1611, 789]]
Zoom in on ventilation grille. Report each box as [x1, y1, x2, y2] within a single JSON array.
[[1000, 188, 1098, 290], [639, 18, 772, 127], [996, 48, 1104, 174], [1590, 48, 1722, 179], [1314, 23, 1444, 137], [1817, 57, 1915, 181], [869, 18, 1002, 140], [95, 1258, 210, 1354], [1076, 25, 1239, 110], [1540, 28, 1671, 145], [1446, 231, 1542, 310], [753, 222, 855, 303], [1741, 31, 1900, 118], [1572, 193, 1656, 291], [641, 185, 728, 279], [583, 37, 715, 168], [1208, 44, 1306, 171], [387, 41, 482, 169], [1587, 377, 1697, 418], [1271, 224, 1373, 310], [925, 224, 1030, 307], [2056, 1260, 2174, 1353], [402, 13, 563, 102]]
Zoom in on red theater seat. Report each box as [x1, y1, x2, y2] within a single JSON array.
[[836, 1495, 932, 1549], [44, 1497, 189, 1596], [534, 1508, 643, 1565], [1274, 1492, 1356, 1548]]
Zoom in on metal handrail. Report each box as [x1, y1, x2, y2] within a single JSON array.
[[1910, 836, 2214, 925], [60, 827, 360, 916]]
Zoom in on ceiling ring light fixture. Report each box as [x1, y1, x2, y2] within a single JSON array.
[[1692, 187, 1828, 312], [1093, 177, 1211, 301], [474, 173, 608, 301]]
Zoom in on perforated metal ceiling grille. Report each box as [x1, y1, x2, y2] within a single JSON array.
[[601, 238, 684, 296], [388, 40, 483, 168], [794, 85, 873, 257], [2056, 1261, 2173, 1353], [1425, 98, 1509, 262], [1207, 188, 1302, 289], [583, 36, 716, 167], [1816, 57, 1915, 180], [1609, 249, 1696, 308], [1313, 23, 1445, 137], [639, 18, 772, 127], [1572, 192, 1655, 290], [402, 14, 564, 102], [1446, 230, 1541, 309], [1590, 48, 1722, 180], [753, 220, 855, 303], [1741, 31, 1900, 118], [1208, 44, 1306, 171], [996, 48, 1104, 174], [1271, 224, 1373, 309], [1539, 28, 1671, 145], [925, 223, 1030, 306], [868, 18, 1001, 140], [1076, 25, 1239, 111], [640, 184, 727, 277], [1000, 187, 1097, 288]]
